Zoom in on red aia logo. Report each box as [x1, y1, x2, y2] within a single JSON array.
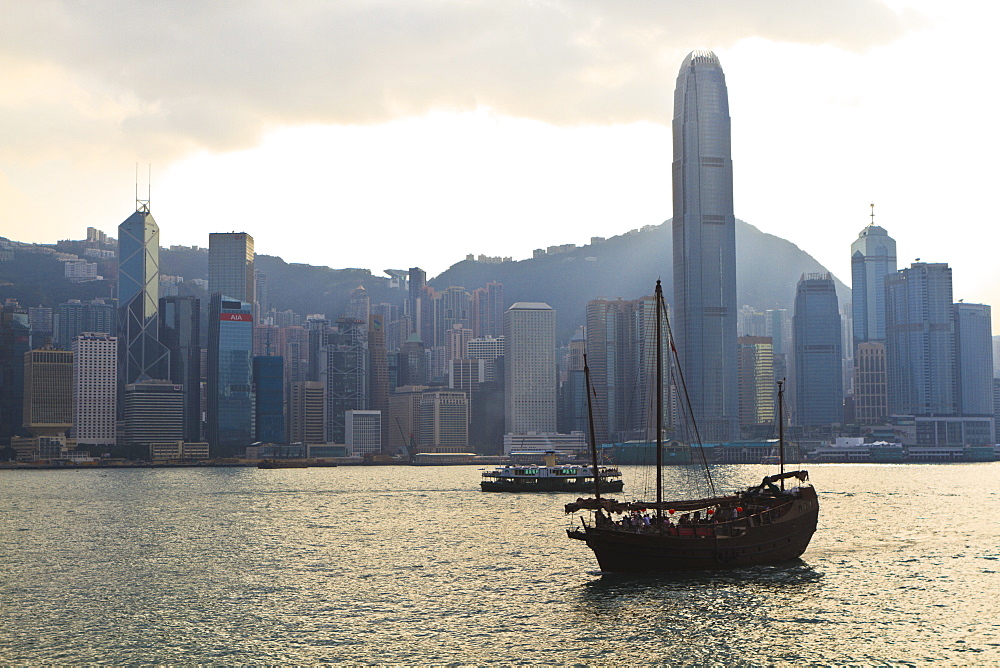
[[220, 313, 253, 322]]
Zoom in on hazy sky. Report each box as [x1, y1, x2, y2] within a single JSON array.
[[2, 0, 998, 318]]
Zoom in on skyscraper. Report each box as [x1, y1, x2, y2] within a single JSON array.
[[253, 355, 285, 443], [472, 281, 504, 339], [159, 296, 201, 442], [0, 301, 30, 442], [954, 303, 993, 420], [209, 232, 255, 303], [671, 50, 738, 442], [885, 263, 956, 417], [854, 342, 888, 424], [851, 214, 897, 347], [72, 333, 117, 447], [23, 345, 74, 437], [368, 314, 390, 440], [117, 205, 169, 388], [737, 336, 775, 430], [792, 273, 844, 427], [419, 390, 468, 453], [121, 379, 185, 450], [586, 296, 654, 443], [207, 294, 255, 456], [407, 267, 426, 335], [321, 317, 368, 444], [504, 302, 556, 435]]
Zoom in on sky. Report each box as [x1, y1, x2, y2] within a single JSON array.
[[2, 0, 999, 321]]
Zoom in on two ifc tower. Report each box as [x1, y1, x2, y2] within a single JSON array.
[[673, 50, 739, 443]]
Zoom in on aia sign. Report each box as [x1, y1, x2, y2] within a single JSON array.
[[220, 313, 253, 322]]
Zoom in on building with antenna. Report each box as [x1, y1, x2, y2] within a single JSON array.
[[117, 200, 170, 393]]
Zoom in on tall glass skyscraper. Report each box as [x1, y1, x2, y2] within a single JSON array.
[[117, 206, 170, 388], [851, 220, 896, 346], [954, 303, 993, 420], [159, 295, 202, 442], [671, 50, 738, 442], [208, 294, 255, 456], [253, 355, 285, 443], [792, 274, 844, 426], [209, 232, 255, 303]]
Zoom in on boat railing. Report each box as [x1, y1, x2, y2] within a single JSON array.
[[591, 498, 794, 537]]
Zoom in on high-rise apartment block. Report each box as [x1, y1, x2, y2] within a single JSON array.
[[472, 281, 504, 338], [72, 333, 117, 446], [55, 299, 114, 348], [586, 296, 656, 443], [671, 50, 738, 442], [504, 302, 556, 435]]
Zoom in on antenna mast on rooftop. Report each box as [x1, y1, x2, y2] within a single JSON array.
[[135, 163, 151, 213]]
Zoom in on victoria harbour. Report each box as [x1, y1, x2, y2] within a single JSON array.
[[3, 463, 999, 665]]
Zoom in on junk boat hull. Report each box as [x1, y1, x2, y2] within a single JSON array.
[[567, 485, 818, 572]]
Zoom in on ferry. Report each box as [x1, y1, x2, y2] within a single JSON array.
[[481, 452, 623, 493]]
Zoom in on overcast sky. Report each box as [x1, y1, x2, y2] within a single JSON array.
[[2, 0, 998, 325]]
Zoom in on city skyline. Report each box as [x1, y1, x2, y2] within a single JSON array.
[[1, 2, 997, 319]]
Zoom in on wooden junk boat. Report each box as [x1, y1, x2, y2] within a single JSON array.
[[481, 451, 624, 493], [565, 280, 819, 572]]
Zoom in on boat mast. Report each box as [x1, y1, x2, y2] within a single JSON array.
[[778, 378, 785, 490], [655, 281, 663, 518], [583, 353, 602, 503]]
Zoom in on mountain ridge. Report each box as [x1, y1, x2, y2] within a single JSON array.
[[1, 219, 847, 344]]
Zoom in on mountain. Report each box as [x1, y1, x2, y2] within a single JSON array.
[[2, 220, 846, 344], [432, 220, 848, 341]]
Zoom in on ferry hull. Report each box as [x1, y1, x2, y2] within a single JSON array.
[[568, 488, 818, 572], [482, 479, 624, 493]]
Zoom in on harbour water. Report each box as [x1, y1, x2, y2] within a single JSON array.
[[2, 463, 999, 665]]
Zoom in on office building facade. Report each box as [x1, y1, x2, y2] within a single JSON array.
[[885, 263, 956, 417], [671, 50, 739, 442], [851, 221, 897, 346], [72, 333, 117, 446], [253, 355, 285, 443], [121, 379, 185, 448], [209, 232, 255, 303], [23, 345, 74, 437], [159, 296, 202, 442], [504, 302, 556, 435], [207, 294, 255, 456], [117, 206, 169, 388], [793, 273, 844, 426]]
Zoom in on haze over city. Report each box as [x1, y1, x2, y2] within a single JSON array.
[[2, 0, 997, 316]]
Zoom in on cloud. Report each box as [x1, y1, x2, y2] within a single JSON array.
[[0, 0, 925, 163]]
